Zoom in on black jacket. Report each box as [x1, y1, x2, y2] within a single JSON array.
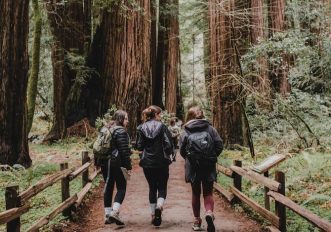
[[136, 120, 173, 168], [179, 119, 223, 183], [110, 127, 132, 170]]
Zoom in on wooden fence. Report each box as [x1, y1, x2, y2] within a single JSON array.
[[214, 155, 331, 232], [0, 151, 100, 232]]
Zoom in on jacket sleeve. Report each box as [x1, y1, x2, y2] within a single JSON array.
[[115, 129, 132, 170], [135, 128, 145, 152], [209, 127, 223, 157], [163, 125, 175, 154], [179, 130, 188, 159]]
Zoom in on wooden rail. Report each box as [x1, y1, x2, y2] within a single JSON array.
[[0, 151, 99, 232], [214, 158, 331, 232], [268, 191, 331, 232]]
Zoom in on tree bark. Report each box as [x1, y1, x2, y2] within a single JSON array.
[[27, 0, 43, 134], [87, 0, 151, 135], [165, 0, 180, 114], [268, 0, 291, 95], [0, 0, 31, 167], [43, 0, 91, 142], [251, 0, 271, 103], [208, 0, 244, 146], [153, 0, 167, 109]]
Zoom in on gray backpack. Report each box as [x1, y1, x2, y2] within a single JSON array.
[[93, 126, 122, 159]]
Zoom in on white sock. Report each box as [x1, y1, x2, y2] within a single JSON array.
[[112, 202, 121, 212], [157, 197, 165, 208], [150, 203, 156, 215], [105, 207, 112, 215]]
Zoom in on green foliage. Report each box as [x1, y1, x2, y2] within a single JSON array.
[[217, 150, 331, 231], [95, 105, 118, 130], [247, 89, 331, 152]]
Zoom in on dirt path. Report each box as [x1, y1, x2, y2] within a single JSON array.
[[63, 156, 261, 232]]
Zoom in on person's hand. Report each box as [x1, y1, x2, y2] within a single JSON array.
[[128, 170, 132, 176]]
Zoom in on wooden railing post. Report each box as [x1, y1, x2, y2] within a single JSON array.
[[82, 151, 89, 187], [5, 185, 20, 232], [60, 163, 71, 217], [233, 160, 242, 204], [264, 171, 270, 210], [275, 171, 286, 232]]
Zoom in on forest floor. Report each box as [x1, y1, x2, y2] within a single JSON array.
[[60, 155, 261, 232]]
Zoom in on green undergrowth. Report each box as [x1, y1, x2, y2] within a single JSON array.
[[0, 138, 101, 231], [217, 149, 331, 231]]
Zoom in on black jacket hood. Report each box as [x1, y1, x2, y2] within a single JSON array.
[[184, 119, 210, 132], [141, 120, 163, 139]]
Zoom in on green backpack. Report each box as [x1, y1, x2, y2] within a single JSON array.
[[93, 126, 122, 159]]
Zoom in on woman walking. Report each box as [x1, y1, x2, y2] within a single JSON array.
[[97, 110, 132, 226], [136, 105, 174, 226], [179, 106, 223, 232]]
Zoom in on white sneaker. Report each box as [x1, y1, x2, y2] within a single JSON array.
[[109, 210, 125, 226]]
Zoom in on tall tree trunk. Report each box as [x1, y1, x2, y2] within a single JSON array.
[[44, 0, 91, 142], [153, 0, 167, 108], [150, 0, 158, 105], [268, 0, 291, 95], [87, 1, 151, 135], [165, 0, 180, 114], [208, 0, 244, 146], [251, 0, 271, 105], [0, 0, 31, 167], [27, 0, 43, 134], [176, 54, 185, 120]]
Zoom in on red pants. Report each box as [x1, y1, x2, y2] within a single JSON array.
[[191, 181, 214, 217]]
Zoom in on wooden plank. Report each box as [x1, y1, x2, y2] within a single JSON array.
[[264, 171, 270, 210], [74, 182, 93, 209], [68, 162, 91, 181], [82, 151, 90, 187], [0, 204, 30, 225], [268, 191, 331, 232], [216, 164, 233, 177], [275, 172, 286, 232], [251, 154, 286, 174], [19, 168, 73, 204], [213, 183, 234, 203], [230, 166, 281, 191], [26, 194, 78, 232], [233, 160, 242, 204], [88, 169, 101, 182], [5, 185, 20, 232], [266, 226, 281, 232], [230, 187, 279, 228], [61, 163, 71, 217]]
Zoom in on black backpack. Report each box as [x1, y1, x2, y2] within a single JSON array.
[[185, 130, 215, 163]]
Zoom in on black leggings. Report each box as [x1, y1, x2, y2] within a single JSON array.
[[102, 160, 127, 208], [143, 167, 169, 203]]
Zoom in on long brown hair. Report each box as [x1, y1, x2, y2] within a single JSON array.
[[141, 108, 149, 122], [145, 105, 162, 120], [112, 110, 128, 126], [185, 106, 204, 123]]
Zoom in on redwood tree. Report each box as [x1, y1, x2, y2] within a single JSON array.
[[208, 0, 244, 146], [87, 1, 151, 134], [268, 0, 291, 95], [0, 0, 31, 167], [251, 0, 271, 102], [153, 0, 167, 108], [44, 0, 91, 141], [164, 0, 180, 114]]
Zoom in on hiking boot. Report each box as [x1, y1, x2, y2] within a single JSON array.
[[153, 206, 163, 226], [104, 214, 114, 224], [205, 211, 215, 232], [109, 210, 125, 226], [192, 217, 203, 231]]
